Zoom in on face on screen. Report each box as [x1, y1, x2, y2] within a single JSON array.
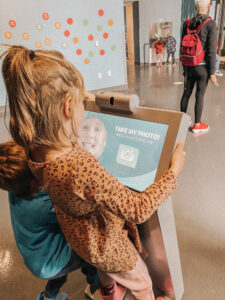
[[77, 117, 107, 158]]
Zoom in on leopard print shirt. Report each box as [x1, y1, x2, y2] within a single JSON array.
[[29, 143, 177, 272]]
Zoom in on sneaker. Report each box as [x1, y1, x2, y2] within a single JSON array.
[[37, 291, 68, 300], [215, 70, 223, 77], [192, 122, 209, 133], [99, 283, 127, 300]]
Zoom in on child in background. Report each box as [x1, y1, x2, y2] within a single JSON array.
[[1, 45, 186, 300], [165, 34, 176, 66], [0, 140, 99, 300], [155, 39, 164, 67], [215, 53, 223, 77]]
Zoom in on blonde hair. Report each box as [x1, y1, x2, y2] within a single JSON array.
[[0, 140, 39, 198], [194, 0, 211, 11], [0, 45, 85, 150]]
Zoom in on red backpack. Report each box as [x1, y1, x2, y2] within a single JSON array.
[[180, 18, 212, 66]]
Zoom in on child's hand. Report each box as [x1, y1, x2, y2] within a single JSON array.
[[169, 141, 186, 177]]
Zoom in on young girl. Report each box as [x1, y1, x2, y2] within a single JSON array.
[[0, 140, 99, 300], [1, 45, 186, 300], [155, 39, 164, 68]]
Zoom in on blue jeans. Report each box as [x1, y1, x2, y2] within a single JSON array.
[[45, 251, 99, 298], [215, 54, 220, 71]]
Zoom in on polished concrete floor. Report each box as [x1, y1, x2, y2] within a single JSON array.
[[0, 62, 225, 300]]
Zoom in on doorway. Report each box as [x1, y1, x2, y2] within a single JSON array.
[[123, 1, 140, 64]]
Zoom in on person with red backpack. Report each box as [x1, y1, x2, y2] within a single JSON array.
[[180, 0, 217, 134]]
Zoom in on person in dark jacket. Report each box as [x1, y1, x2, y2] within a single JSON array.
[[180, 0, 217, 134]]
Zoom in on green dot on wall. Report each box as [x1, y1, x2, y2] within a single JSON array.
[[88, 51, 94, 58], [97, 25, 103, 31], [61, 42, 68, 49], [83, 19, 88, 26], [36, 24, 43, 31], [111, 45, 117, 51]]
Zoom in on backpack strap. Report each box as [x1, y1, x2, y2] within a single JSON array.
[[186, 17, 212, 34], [196, 18, 212, 34]]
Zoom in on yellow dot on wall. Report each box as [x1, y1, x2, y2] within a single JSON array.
[[35, 41, 42, 48], [84, 58, 90, 64], [55, 22, 62, 29], [108, 19, 114, 26], [5, 32, 12, 39], [73, 37, 79, 44], [22, 33, 29, 40], [45, 38, 51, 46]]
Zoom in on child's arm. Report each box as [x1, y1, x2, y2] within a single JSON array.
[[70, 142, 185, 224]]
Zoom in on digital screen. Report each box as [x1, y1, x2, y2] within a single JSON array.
[[78, 111, 168, 192]]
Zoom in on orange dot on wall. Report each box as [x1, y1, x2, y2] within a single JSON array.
[[100, 49, 105, 55], [76, 49, 82, 55], [84, 58, 90, 64], [67, 18, 73, 25], [64, 30, 70, 37], [108, 19, 114, 26], [88, 34, 94, 41], [55, 22, 62, 29], [22, 32, 29, 40], [73, 37, 79, 44], [4, 32, 12, 39], [98, 9, 104, 16], [9, 20, 16, 28], [103, 32, 108, 39], [35, 41, 42, 48], [45, 38, 51, 46], [42, 12, 49, 20]]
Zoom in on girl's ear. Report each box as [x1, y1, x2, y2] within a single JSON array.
[[64, 97, 73, 118]]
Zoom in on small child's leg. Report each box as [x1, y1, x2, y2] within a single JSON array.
[[98, 254, 155, 300]]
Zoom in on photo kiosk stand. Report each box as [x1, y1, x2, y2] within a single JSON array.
[[83, 92, 190, 300]]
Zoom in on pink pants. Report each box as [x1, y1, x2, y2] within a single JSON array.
[[98, 254, 155, 300]]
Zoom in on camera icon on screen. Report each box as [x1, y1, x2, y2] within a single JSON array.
[[116, 144, 139, 169]]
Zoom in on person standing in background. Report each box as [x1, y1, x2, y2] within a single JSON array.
[[165, 34, 177, 66], [180, 0, 217, 134], [155, 39, 164, 68]]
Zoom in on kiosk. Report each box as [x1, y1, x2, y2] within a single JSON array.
[[82, 92, 190, 300]]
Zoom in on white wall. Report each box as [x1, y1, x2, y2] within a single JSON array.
[[139, 0, 182, 63]]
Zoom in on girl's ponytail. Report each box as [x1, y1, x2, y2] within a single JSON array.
[[1, 45, 38, 148]]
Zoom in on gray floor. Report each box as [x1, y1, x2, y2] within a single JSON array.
[[0, 62, 225, 299]]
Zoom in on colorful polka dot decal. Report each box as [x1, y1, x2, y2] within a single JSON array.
[[73, 37, 79, 44], [5, 32, 12, 39], [3, 10, 118, 68], [64, 30, 70, 37], [76, 49, 82, 55], [84, 58, 90, 64], [42, 12, 49, 20], [108, 19, 114, 26], [55, 22, 62, 29], [62, 42, 68, 49], [98, 9, 104, 16], [35, 41, 42, 48], [97, 25, 103, 31], [9, 20, 16, 28], [22, 33, 29, 40], [45, 38, 51, 46], [88, 34, 94, 41], [82, 19, 88, 26], [67, 18, 73, 25], [36, 24, 43, 31]]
